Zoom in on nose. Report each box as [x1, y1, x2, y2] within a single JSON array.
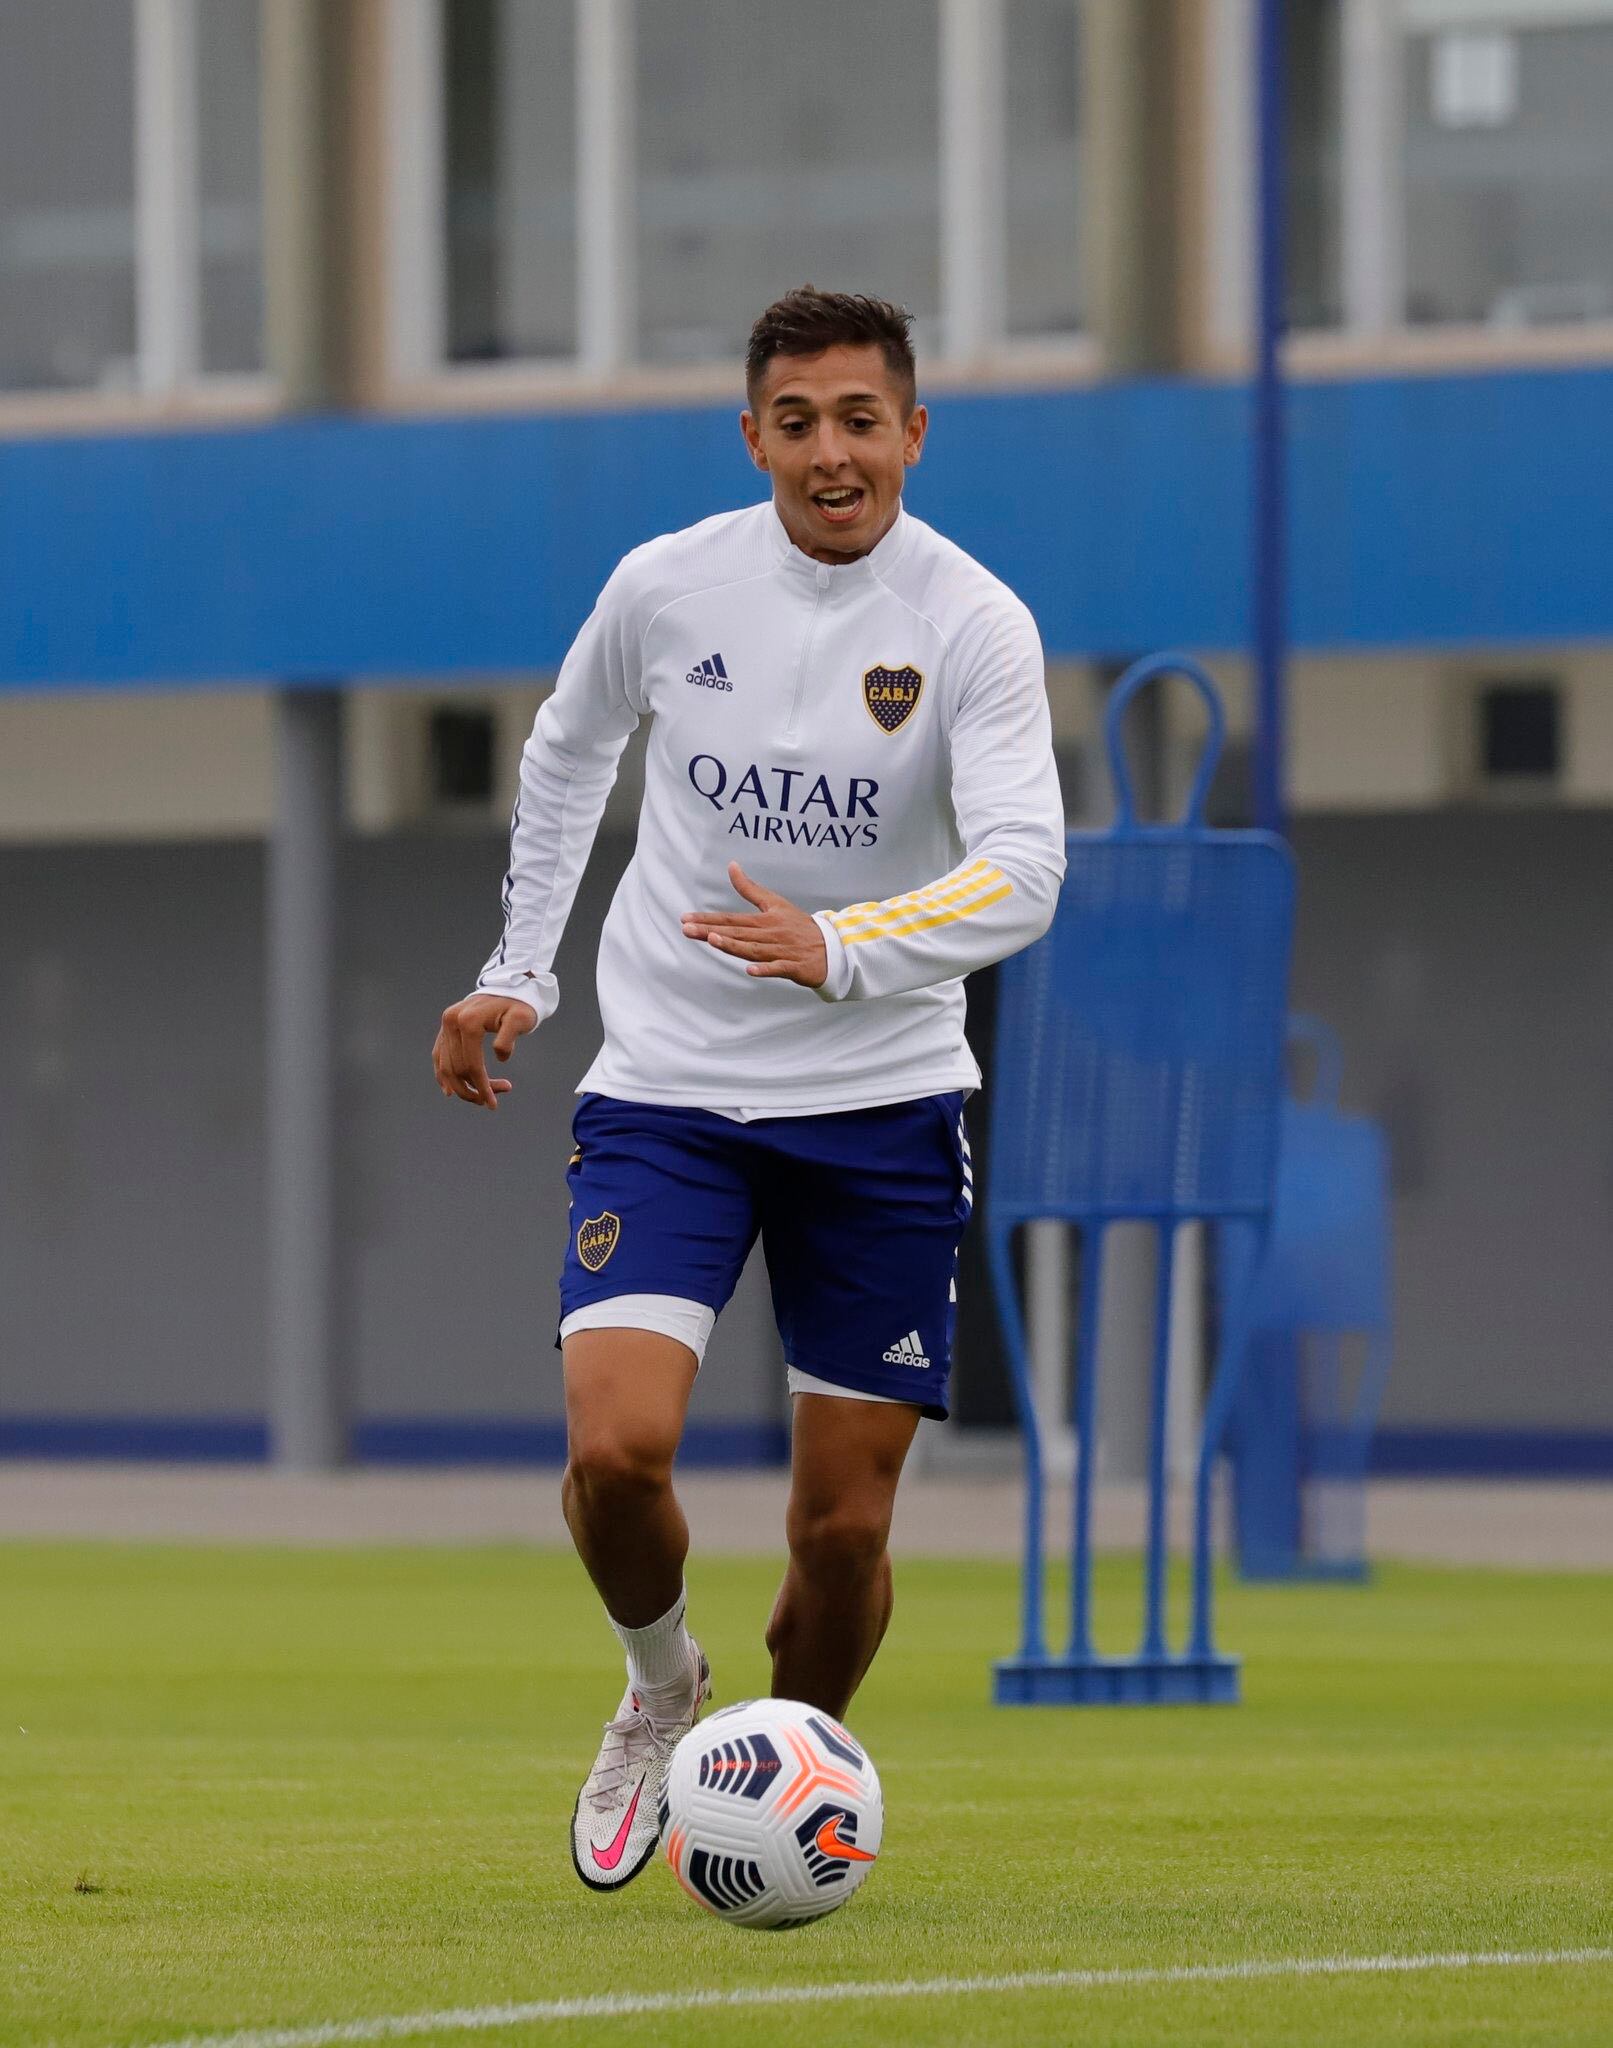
[[811, 419, 852, 472]]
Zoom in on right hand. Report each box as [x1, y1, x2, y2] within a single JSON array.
[[433, 994, 538, 1111]]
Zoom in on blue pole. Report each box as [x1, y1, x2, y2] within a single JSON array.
[[1137, 1222, 1178, 1660], [1067, 1223, 1106, 1663], [988, 1226, 1048, 1663], [1252, 0, 1287, 835]]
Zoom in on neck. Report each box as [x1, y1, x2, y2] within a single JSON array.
[[779, 498, 901, 566]]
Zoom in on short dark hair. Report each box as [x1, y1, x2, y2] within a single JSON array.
[[745, 286, 917, 413]]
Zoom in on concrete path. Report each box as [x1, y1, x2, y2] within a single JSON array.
[[0, 1465, 1608, 1569]]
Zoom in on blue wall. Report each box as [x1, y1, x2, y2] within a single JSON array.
[[3, 1415, 1609, 1476], [4, 365, 1612, 690]]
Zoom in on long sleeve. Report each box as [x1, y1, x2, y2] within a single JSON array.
[[812, 603, 1066, 1003], [473, 566, 644, 1021]]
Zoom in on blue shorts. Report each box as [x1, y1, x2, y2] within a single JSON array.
[[558, 1092, 973, 1419]]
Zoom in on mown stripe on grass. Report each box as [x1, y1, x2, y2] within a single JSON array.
[[135, 1946, 1613, 2048]]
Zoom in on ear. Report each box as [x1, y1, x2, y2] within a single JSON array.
[[740, 409, 770, 473], [903, 403, 928, 470]]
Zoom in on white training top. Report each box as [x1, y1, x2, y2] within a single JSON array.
[[475, 501, 1066, 1117]]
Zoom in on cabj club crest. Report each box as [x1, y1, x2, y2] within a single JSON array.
[[576, 1211, 621, 1272], [862, 663, 924, 735]]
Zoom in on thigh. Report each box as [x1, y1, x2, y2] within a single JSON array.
[[562, 1327, 699, 1471], [786, 1388, 921, 1542], [759, 1094, 971, 1419], [559, 1095, 759, 1322]]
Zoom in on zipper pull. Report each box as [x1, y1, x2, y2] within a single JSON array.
[[815, 564, 831, 591]]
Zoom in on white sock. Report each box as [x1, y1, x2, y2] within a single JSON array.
[[610, 1586, 695, 1724]]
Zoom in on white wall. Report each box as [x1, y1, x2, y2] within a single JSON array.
[[0, 682, 554, 844], [1292, 656, 1450, 808], [1563, 650, 1613, 799], [0, 688, 273, 841], [4, 651, 1613, 844]]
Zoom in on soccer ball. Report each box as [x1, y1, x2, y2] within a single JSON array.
[[658, 1696, 883, 1928]]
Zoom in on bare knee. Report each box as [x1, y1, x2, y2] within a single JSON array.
[[561, 1329, 694, 1522], [564, 1426, 676, 1516], [786, 1497, 891, 1588]]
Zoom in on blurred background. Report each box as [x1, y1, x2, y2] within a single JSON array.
[[1, 0, 1609, 1510]]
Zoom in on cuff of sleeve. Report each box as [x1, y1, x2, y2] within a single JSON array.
[[811, 915, 853, 1002], [473, 971, 556, 1022]]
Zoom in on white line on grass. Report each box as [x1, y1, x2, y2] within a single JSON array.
[[134, 1946, 1613, 2048]]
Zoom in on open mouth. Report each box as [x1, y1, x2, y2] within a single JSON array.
[[811, 485, 865, 524]]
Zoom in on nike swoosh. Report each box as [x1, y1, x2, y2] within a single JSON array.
[[590, 1780, 644, 1870], [814, 1813, 876, 1862]]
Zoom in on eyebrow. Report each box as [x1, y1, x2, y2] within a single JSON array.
[[769, 391, 885, 411]]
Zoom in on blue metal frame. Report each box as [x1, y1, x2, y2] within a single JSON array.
[[1252, 0, 1288, 833], [987, 654, 1295, 1707], [1225, 1016, 1395, 1582]]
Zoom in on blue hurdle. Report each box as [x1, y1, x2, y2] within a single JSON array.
[[987, 653, 1296, 1707], [1225, 1015, 1394, 1583]]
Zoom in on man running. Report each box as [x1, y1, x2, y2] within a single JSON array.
[[433, 287, 1065, 1893]]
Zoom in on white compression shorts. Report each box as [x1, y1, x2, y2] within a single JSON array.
[[557, 1293, 901, 1404]]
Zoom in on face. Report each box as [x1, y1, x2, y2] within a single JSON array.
[[741, 343, 927, 564]]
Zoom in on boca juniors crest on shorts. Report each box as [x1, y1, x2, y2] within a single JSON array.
[[862, 663, 924, 735], [576, 1211, 621, 1272]]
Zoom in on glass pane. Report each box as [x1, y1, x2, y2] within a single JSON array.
[[444, 0, 577, 362], [0, 0, 136, 392], [1404, 22, 1613, 326], [1005, 0, 1081, 336], [635, 0, 940, 365], [197, 0, 263, 374], [1287, 0, 1343, 329]]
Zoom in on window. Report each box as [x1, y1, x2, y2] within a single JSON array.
[[1479, 680, 1560, 781], [444, 0, 577, 361], [634, 0, 940, 365], [1005, 0, 1082, 337], [428, 705, 497, 807], [428, 0, 1088, 377], [1404, 11, 1613, 327], [196, 0, 263, 374], [1287, 0, 1344, 330], [1249, 0, 1613, 340], [0, 0, 137, 392]]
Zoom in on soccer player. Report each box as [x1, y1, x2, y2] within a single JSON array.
[[433, 288, 1065, 1892]]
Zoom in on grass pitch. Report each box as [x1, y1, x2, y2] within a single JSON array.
[[2, 1541, 1610, 2047]]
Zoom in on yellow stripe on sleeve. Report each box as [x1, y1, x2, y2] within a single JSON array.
[[838, 880, 1014, 945], [828, 861, 1002, 936], [828, 859, 993, 931]]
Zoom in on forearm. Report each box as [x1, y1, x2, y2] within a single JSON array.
[[813, 849, 1063, 1002], [474, 698, 631, 1019], [813, 593, 1067, 1002]]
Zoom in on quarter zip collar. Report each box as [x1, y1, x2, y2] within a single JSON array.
[[768, 502, 911, 588]]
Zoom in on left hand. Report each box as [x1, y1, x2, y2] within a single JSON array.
[[681, 862, 829, 988]]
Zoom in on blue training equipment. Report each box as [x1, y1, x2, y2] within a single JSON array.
[[986, 653, 1296, 1706], [1224, 1015, 1393, 1582]]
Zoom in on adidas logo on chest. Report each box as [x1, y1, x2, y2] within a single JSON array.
[[685, 652, 731, 691], [882, 1329, 932, 1369]]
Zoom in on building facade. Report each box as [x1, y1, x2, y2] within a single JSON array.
[[2, 0, 1611, 1468]]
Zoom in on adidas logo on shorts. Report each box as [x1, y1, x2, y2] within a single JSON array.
[[882, 1329, 931, 1369]]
